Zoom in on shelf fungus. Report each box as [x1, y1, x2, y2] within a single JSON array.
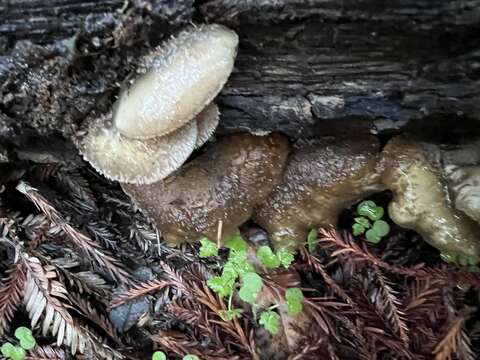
[[122, 133, 290, 245], [78, 24, 238, 184], [115, 24, 238, 139], [381, 136, 480, 258], [253, 136, 384, 249]]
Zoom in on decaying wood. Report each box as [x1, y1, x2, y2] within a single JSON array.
[[0, 0, 479, 163]]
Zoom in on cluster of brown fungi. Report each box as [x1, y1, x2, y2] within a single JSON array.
[[77, 24, 480, 261]]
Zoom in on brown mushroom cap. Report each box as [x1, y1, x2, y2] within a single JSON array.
[[122, 133, 290, 245], [253, 136, 384, 249], [195, 102, 219, 148], [79, 114, 197, 184], [114, 24, 238, 139], [381, 136, 480, 257]]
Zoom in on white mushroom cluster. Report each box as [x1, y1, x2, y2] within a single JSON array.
[[79, 24, 238, 184]]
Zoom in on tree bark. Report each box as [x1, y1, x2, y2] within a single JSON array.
[[1, 0, 479, 161]]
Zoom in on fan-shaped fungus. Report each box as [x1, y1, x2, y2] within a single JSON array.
[[114, 24, 238, 139], [79, 24, 238, 184]]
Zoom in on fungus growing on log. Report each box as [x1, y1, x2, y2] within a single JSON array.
[[114, 24, 238, 139], [195, 103, 220, 148], [381, 136, 480, 258], [122, 133, 290, 245], [445, 165, 480, 224], [253, 136, 384, 249], [79, 114, 198, 185], [78, 24, 238, 184]]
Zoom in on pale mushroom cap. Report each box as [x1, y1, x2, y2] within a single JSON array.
[[79, 115, 197, 185], [114, 24, 238, 139], [195, 102, 220, 148]]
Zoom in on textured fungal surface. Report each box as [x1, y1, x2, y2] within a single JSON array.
[[79, 114, 197, 184], [253, 136, 384, 249], [195, 102, 220, 148], [114, 24, 239, 139], [445, 165, 480, 224], [381, 136, 480, 257], [122, 133, 290, 245]]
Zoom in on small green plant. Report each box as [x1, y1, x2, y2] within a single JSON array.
[[183, 355, 200, 360], [257, 246, 294, 269], [203, 232, 301, 335], [1, 327, 36, 360], [198, 237, 219, 258], [152, 351, 167, 360], [352, 200, 390, 243], [285, 287, 304, 316], [259, 310, 280, 335]]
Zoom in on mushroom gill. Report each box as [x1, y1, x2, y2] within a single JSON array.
[[195, 102, 219, 148], [381, 136, 480, 258], [114, 24, 239, 139], [253, 136, 384, 249], [79, 103, 219, 184], [122, 133, 290, 245]]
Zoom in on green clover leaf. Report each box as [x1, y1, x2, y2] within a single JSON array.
[[14, 327, 36, 350], [354, 217, 371, 228], [1, 343, 15, 358], [152, 351, 167, 360], [239, 272, 263, 304], [183, 355, 200, 360], [357, 200, 384, 221], [218, 308, 243, 321], [285, 288, 304, 316], [365, 229, 382, 244], [1, 344, 26, 360], [199, 237, 218, 258], [257, 246, 280, 269], [372, 220, 390, 237], [307, 229, 317, 252], [276, 248, 295, 268], [352, 223, 366, 236], [259, 310, 280, 335]]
